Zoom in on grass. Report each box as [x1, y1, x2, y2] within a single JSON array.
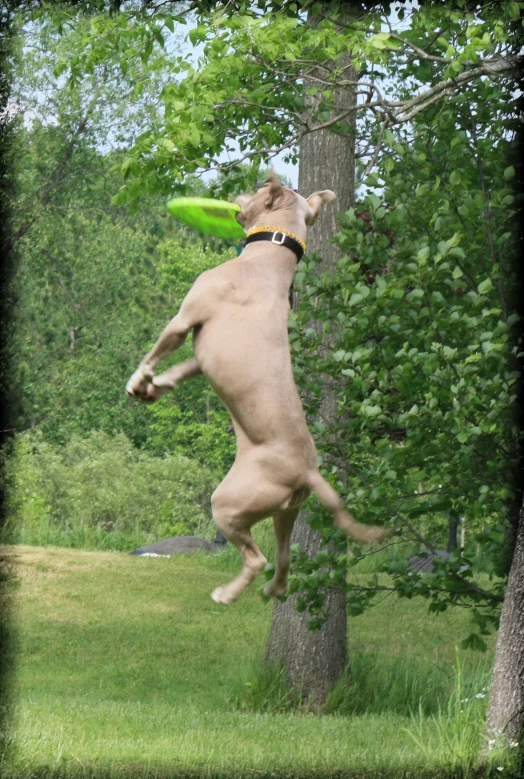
[[2, 544, 520, 779]]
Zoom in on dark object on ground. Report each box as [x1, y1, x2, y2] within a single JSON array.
[[408, 513, 465, 572], [408, 549, 468, 573], [130, 535, 226, 557], [408, 550, 450, 572]]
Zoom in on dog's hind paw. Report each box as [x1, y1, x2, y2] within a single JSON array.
[[211, 586, 235, 606], [263, 579, 288, 598]]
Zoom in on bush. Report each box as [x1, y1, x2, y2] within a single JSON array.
[[4, 430, 217, 551]]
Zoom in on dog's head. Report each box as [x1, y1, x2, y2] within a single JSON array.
[[234, 171, 336, 232]]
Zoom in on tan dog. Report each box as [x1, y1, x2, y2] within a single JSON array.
[[126, 172, 385, 605]]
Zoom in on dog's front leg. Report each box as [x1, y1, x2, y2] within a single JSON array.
[[127, 273, 213, 402], [146, 359, 202, 401], [126, 313, 192, 401]]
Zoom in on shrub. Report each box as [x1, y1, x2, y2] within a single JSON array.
[[4, 430, 217, 550]]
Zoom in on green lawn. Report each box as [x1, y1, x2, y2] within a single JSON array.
[[3, 545, 516, 779]]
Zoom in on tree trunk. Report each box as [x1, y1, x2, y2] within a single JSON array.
[[265, 16, 357, 707], [447, 513, 460, 552], [484, 494, 524, 749]]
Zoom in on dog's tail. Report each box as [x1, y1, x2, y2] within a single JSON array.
[[306, 470, 388, 543]]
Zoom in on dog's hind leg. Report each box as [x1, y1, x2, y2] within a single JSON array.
[[209, 463, 298, 605], [210, 514, 267, 605], [264, 508, 299, 598]]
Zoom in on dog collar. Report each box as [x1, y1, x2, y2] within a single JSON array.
[[244, 226, 306, 261]]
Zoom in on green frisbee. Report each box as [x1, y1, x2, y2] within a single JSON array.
[[167, 197, 245, 241]]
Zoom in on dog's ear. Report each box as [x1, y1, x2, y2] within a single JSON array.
[[263, 170, 284, 208], [305, 190, 336, 224], [234, 193, 253, 225]]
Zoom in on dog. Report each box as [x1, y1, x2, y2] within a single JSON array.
[[126, 172, 386, 605]]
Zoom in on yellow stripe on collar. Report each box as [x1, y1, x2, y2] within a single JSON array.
[[245, 226, 307, 253]]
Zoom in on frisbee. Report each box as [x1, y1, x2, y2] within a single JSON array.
[[167, 197, 246, 241]]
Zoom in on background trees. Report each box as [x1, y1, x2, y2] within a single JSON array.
[[9, 13, 236, 470]]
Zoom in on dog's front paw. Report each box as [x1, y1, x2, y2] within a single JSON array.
[[126, 367, 153, 401], [148, 373, 178, 400]]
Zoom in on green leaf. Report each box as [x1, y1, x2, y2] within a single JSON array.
[[349, 293, 363, 307], [506, 1, 521, 21], [369, 32, 391, 49], [477, 278, 493, 295], [362, 404, 381, 418], [417, 246, 430, 265], [187, 124, 201, 147], [503, 165, 515, 181], [53, 60, 68, 78]]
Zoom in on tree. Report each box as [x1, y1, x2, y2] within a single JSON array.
[[7, 8, 177, 444], [134, 1, 521, 710], [485, 494, 524, 752], [264, 11, 358, 706]]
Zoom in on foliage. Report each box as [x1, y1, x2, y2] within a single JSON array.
[[11, 124, 237, 468], [284, 66, 520, 638], [61, 2, 521, 201], [10, 15, 239, 475], [13, 155, 170, 448], [11, 137, 236, 464], [9, 11, 181, 447], [4, 430, 216, 549]]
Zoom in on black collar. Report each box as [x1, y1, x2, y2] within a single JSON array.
[[244, 229, 305, 261]]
